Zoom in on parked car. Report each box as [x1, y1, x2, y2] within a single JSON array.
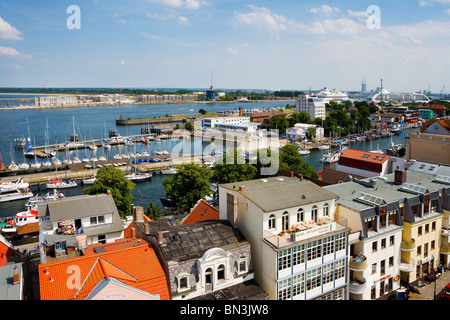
[[441, 283, 450, 300]]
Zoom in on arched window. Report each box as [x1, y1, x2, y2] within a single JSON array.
[[217, 264, 225, 281], [282, 212, 289, 231], [268, 214, 276, 229], [297, 208, 304, 222], [311, 206, 318, 222], [323, 203, 329, 217]]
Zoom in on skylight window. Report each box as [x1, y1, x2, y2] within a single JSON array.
[[400, 183, 427, 194], [434, 175, 450, 185], [356, 192, 385, 206]]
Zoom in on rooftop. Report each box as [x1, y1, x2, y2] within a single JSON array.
[[180, 199, 219, 225], [220, 176, 337, 212], [137, 220, 248, 264], [38, 238, 170, 300], [339, 148, 390, 165]]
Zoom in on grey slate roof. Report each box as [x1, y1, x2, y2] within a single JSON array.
[[37, 194, 124, 234], [0, 263, 22, 300], [138, 220, 248, 263], [220, 176, 338, 212]]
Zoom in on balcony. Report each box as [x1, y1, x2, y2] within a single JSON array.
[[349, 254, 368, 271], [440, 245, 450, 255], [400, 239, 416, 252], [399, 259, 415, 273], [349, 279, 367, 295], [263, 218, 347, 248], [441, 228, 450, 237]]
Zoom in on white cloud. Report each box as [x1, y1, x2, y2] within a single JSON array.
[[0, 46, 30, 58], [226, 47, 239, 55], [309, 5, 340, 16], [0, 17, 23, 40], [120, 60, 126, 65], [309, 18, 365, 36], [4, 64, 22, 70], [151, 0, 209, 9], [235, 5, 305, 32], [147, 12, 189, 25]]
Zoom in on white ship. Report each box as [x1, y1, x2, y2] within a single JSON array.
[[0, 178, 33, 203], [316, 87, 349, 101]]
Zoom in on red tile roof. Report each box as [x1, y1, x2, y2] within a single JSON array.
[[340, 148, 390, 165], [39, 238, 170, 300], [181, 200, 219, 225]]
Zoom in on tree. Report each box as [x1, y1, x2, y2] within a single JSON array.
[[162, 163, 213, 214], [269, 115, 289, 134], [211, 149, 257, 184], [289, 111, 311, 126], [306, 127, 317, 140], [253, 148, 280, 178], [279, 144, 317, 178], [145, 201, 162, 220], [82, 166, 135, 219], [198, 108, 207, 115], [184, 122, 194, 131]]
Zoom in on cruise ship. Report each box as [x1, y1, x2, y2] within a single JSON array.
[[316, 87, 349, 101]]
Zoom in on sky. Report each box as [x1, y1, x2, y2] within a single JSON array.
[[0, 0, 450, 92]]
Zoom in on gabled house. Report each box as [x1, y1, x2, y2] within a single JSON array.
[[37, 194, 124, 262], [38, 238, 170, 300], [0, 235, 22, 267], [179, 199, 219, 225]]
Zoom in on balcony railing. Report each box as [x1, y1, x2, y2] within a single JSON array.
[[441, 228, 450, 237], [440, 245, 450, 255], [349, 279, 367, 295], [401, 239, 416, 251], [349, 254, 368, 271], [263, 218, 347, 248], [399, 259, 416, 273]]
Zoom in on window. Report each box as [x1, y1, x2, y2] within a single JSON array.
[[335, 259, 345, 280], [432, 221, 436, 231], [423, 194, 430, 215], [388, 210, 397, 225], [372, 263, 377, 275], [431, 199, 438, 212], [417, 245, 422, 256], [418, 226, 422, 236], [178, 276, 189, 291], [293, 245, 305, 266], [381, 238, 386, 249], [292, 274, 305, 297], [372, 241, 378, 252], [366, 217, 376, 231], [278, 249, 291, 271], [380, 260, 385, 275], [311, 206, 318, 222], [323, 236, 334, 256], [90, 215, 105, 225], [278, 278, 291, 300], [98, 234, 106, 244], [425, 224, 429, 234], [306, 267, 321, 291], [297, 208, 304, 222], [323, 203, 329, 217], [379, 206, 387, 229], [307, 240, 322, 261], [335, 233, 346, 251], [424, 243, 428, 257], [389, 235, 395, 246], [389, 256, 394, 268], [268, 214, 276, 229], [323, 263, 334, 285], [217, 264, 225, 281], [282, 212, 289, 231], [238, 260, 247, 274], [412, 204, 421, 217]]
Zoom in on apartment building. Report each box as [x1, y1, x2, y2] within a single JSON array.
[[295, 94, 326, 120], [325, 169, 448, 299], [218, 176, 350, 300]]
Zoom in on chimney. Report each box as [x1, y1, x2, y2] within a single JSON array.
[[227, 192, 238, 226], [106, 189, 111, 195], [239, 185, 245, 191], [157, 230, 164, 244], [132, 206, 145, 222], [12, 266, 20, 285], [290, 171, 294, 178], [239, 107, 242, 116], [394, 169, 407, 185]]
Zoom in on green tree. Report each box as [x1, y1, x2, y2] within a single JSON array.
[[198, 108, 207, 115], [211, 149, 258, 184], [145, 201, 162, 220], [253, 148, 280, 178], [269, 115, 289, 134], [162, 163, 213, 214], [306, 127, 317, 140], [184, 122, 194, 131], [82, 166, 135, 219], [279, 144, 317, 178]]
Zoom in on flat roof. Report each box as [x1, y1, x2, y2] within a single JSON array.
[[339, 148, 390, 165], [220, 176, 338, 212]]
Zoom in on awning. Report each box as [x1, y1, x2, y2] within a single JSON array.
[[59, 220, 74, 226]]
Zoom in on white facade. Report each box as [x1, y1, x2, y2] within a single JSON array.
[[218, 177, 350, 300], [296, 94, 326, 120], [202, 117, 251, 130], [286, 123, 325, 141]]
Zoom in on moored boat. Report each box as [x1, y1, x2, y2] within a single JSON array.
[[125, 171, 152, 182], [46, 178, 78, 189]]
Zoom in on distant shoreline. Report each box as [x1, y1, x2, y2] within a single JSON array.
[[0, 98, 293, 111]]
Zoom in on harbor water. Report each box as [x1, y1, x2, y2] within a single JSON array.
[[0, 96, 416, 217]]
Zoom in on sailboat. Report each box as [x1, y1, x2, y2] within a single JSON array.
[[124, 155, 152, 182], [23, 119, 35, 158]]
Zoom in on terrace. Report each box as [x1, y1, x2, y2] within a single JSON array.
[[263, 217, 347, 249]]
